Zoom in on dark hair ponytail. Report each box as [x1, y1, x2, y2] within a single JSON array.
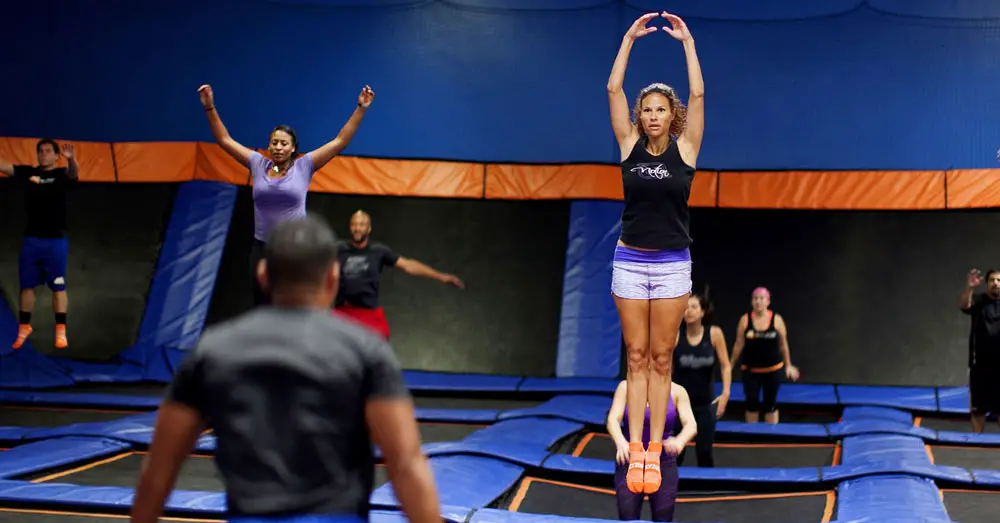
[[693, 284, 715, 326]]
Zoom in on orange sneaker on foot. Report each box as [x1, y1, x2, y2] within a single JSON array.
[[626, 441, 646, 494], [11, 324, 32, 350], [54, 325, 68, 349], [643, 441, 663, 494]]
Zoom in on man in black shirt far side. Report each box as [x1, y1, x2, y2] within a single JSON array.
[[959, 267, 1000, 433], [131, 214, 442, 523], [0, 138, 78, 350]]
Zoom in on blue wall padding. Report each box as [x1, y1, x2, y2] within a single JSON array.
[[835, 475, 952, 523], [122, 180, 237, 382], [371, 455, 524, 510], [0, 436, 131, 479], [556, 201, 623, 379]]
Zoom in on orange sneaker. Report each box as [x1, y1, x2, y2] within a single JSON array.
[[11, 324, 32, 349], [54, 325, 68, 349], [642, 441, 662, 494], [626, 441, 646, 494]]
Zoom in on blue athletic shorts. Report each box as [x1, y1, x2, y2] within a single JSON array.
[[19, 236, 69, 292]]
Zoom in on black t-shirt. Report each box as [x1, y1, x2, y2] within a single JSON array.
[[12, 165, 76, 238], [961, 292, 1000, 367], [165, 307, 410, 518], [336, 241, 400, 309]]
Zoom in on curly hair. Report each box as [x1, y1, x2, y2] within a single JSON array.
[[631, 83, 687, 138]]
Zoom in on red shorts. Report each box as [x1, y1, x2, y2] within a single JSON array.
[[333, 305, 390, 340]]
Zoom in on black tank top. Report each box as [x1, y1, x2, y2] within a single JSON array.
[[673, 323, 716, 407], [619, 136, 696, 251], [741, 310, 782, 370]]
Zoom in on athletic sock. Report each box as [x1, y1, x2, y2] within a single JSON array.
[[19, 311, 31, 325], [55, 313, 66, 326]]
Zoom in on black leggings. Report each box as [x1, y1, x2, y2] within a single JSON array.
[[743, 369, 782, 413], [250, 239, 270, 307], [676, 403, 717, 467]]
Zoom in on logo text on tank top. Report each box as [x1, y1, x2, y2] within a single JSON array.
[[631, 163, 672, 180], [678, 353, 714, 369]]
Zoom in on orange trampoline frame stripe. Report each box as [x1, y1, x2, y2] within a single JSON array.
[[4, 137, 999, 208]]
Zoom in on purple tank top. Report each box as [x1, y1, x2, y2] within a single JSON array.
[[249, 151, 316, 242], [622, 394, 677, 448]]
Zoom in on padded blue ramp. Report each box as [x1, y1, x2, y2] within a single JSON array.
[[835, 475, 951, 523], [371, 455, 524, 510], [840, 434, 931, 465], [556, 200, 623, 379], [517, 377, 618, 395], [937, 386, 969, 414], [415, 408, 499, 423], [837, 385, 938, 411], [499, 395, 607, 425], [0, 479, 226, 513], [402, 371, 522, 392], [840, 406, 914, 424], [713, 420, 830, 439], [0, 436, 131, 479], [0, 389, 160, 409], [118, 180, 237, 383]]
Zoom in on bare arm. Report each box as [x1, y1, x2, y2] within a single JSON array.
[[395, 257, 463, 288], [663, 13, 704, 166], [605, 381, 629, 447], [775, 315, 792, 367], [710, 326, 731, 398], [730, 315, 747, 366], [198, 85, 253, 168], [671, 385, 698, 446], [961, 269, 981, 311], [62, 144, 79, 180], [309, 86, 374, 171], [608, 14, 659, 158], [367, 398, 441, 523], [131, 401, 205, 523]]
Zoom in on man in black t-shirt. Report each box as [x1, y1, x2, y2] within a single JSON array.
[[959, 267, 1000, 432], [333, 210, 464, 340], [0, 139, 78, 350], [131, 214, 442, 523]]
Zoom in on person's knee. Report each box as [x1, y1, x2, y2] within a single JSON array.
[[625, 340, 650, 374], [649, 338, 677, 376]]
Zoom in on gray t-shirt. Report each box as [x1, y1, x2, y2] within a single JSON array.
[[165, 306, 410, 517]]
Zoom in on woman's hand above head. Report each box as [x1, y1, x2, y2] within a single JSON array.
[[660, 12, 692, 42], [626, 12, 660, 41], [198, 85, 214, 109], [358, 85, 375, 109]]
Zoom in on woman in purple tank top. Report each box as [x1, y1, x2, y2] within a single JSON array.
[[606, 379, 697, 521], [196, 83, 376, 306]]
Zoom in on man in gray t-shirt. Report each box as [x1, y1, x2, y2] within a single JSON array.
[[130, 214, 442, 523]]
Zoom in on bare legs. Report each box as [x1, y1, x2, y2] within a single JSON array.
[[615, 294, 688, 494]]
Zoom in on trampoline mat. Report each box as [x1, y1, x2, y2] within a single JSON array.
[[568, 434, 838, 468], [928, 445, 1000, 470], [0, 406, 137, 428], [942, 490, 1000, 523], [500, 478, 833, 523], [918, 415, 1000, 434]]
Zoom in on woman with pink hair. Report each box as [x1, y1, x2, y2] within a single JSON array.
[[730, 287, 800, 424]]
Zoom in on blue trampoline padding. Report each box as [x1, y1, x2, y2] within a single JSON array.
[[837, 385, 938, 411], [21, 411, 216, 452], [713, 382, 838, 405], [970, 468, 1000, 486], [0, 436, 132, 479], [466, 418, 584, 450], [840, 434, 931, 465], [542, 454, 823, 484], [840, 406, 914, 424], [713, 420, 830, 439], [0, 427, 31, 443], [0, 389, 160, 409], [402, 371, 523, 392], [936, 387, 969, 414], [934, 430, 1000, 446], [835, 474, 951, 523], [540, 455, 610, 476], [821, 459, 972, 484], [830, 420, 935, 439], [415, 408, 499, 423], [499, 395, 607, 425], [471, 508, 623, 523], [422, 440, 552, 467], [517, 377, 618, 395], [0, 479, 226, 513], [371, 455, 524, 510]]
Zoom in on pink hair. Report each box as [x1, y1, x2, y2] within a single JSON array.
[[752, 287, 770, 298]]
